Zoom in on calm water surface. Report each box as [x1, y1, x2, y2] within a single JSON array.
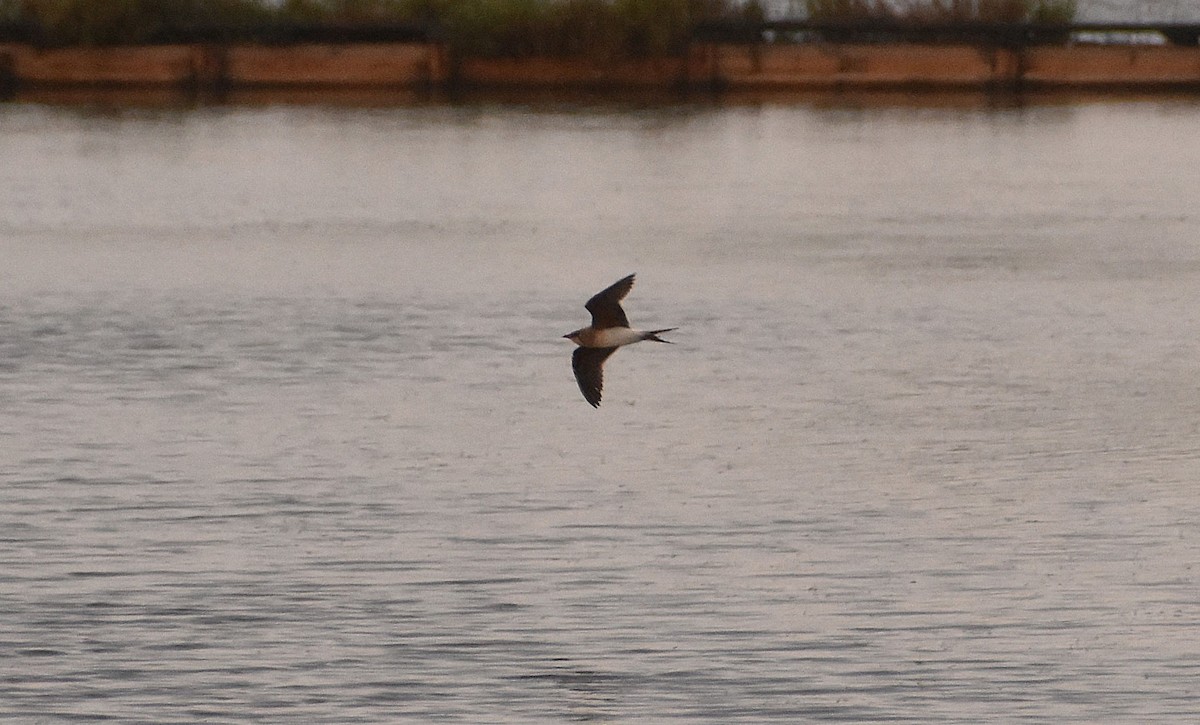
[[2, 96, 1200, 722]]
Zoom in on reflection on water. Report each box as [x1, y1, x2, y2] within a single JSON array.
[[2, 96, 1200, 722], [19, 83, 1200, 113]]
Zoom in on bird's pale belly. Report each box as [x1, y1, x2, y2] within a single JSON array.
[[585, 327, 644, 348]]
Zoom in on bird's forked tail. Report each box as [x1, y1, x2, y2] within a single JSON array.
[[641, 328, 677, 343]]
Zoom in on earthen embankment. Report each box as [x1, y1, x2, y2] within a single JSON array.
[[2, 42, 1198, 93]]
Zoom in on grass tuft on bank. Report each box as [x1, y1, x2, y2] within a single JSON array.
[[805, 0, 1076, 25]]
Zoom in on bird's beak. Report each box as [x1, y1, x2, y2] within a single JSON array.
[[562, 334, 572, 339]]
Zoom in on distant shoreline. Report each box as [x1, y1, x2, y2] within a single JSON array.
[[2, 42, 1199, 95]]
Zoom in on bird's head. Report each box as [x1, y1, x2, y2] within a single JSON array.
[[563, 329, 583, 345]]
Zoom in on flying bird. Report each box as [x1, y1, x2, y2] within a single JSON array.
[[563, 273, 675, 408]]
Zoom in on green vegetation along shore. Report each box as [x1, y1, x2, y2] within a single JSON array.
[[3, 0, 1076, 54]]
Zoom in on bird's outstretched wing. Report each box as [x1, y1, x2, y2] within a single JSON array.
[[572, 346, 619, 408], [585, 274, 635, 329]]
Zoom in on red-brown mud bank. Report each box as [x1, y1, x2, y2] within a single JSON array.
[[2, 42, 1198, 93]]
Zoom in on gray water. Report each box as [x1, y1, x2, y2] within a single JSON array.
[[756, 0, 1200, 21], [2, 95, 1200, 722]]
